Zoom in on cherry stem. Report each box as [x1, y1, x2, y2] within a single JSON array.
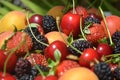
[[56, 17, 82, 54], [99, 7, 113, 46], [26, 11, 49, 47], [3, 34, 26, 76], [72, 0, 76, 14], [80, 17, 87, 40]]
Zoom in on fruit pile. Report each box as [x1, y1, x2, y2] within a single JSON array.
[[0, 3, 120, 80]]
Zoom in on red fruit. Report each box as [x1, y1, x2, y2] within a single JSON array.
[[86, 24, 106, 44], [0, 50, 17, 73], [34, 75, 43, 80], [96, 43, 113, 58], [79, 48, 100, 68], [6, 32, 32, 56], [45, 75, 58, 80], [109, 63, 118, 72], [0, 72, 16, 80], [101, 15, 120, 36], [44, 40, 69, 61], [60, 13, 82, 38], [56, 60, 80, 77], [37, 25, 44, 35], [27, 53, 48, 66], [29, 14, 43, 26], [69, 6, 88, 18]]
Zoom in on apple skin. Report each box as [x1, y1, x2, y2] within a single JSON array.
[[60, 13, 83, 38]]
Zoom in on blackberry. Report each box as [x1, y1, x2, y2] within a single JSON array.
[[114, 67, 120, 80], [24, 27, 48, 51], [31, 64, 49, 75], [84, 16, 101, 25], [113, 40, 120, 53], [94, 62, 113, 80], [42, 15, 57, 33], [68, 40, 93, 56], [112, 31, 120, 45], [14, 58, 32, 78], [17, 74, 34, 80]]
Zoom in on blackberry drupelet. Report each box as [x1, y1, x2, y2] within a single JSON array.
[[94, 62, 113, 80], [14, 58, 32, 78], [114, 67, 120, 80], [112, 31, 120, 45], [68, 39, 93, 56], [84, 16, 101, 25], [24, 27, 48, 51], [42, 15, 57, 33]]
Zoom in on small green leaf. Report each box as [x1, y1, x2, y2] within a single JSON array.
[[54, 49, 61, 62], [67, 33, 74, 44], [83, 28, 91, 34]]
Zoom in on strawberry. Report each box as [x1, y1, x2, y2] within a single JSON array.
[[27, 53, 48, 67], [6, 32, 33, 56], [0, 49, 17, 73], [85, 24, 106, 44], [55, 60, 80, 77]]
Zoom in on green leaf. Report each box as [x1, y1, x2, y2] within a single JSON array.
[[67, 33, 74, 44], [54, 49, 61, 63], [0, 0, 22, 10], [21, 0, 47, 15], [0, 7, 10, 15]]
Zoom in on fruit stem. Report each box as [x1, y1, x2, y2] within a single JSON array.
[[3, 34, 26, 76], [72, 0, 76, 14], [80, 17, 87, 40], [99, 7, 113, 46], [26, 11, 49, 47], [56, 17, 82, 54]]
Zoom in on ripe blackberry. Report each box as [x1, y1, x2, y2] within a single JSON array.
[[113, 40, 120, 53], [14, 58, 32, 78], [17, 74, 34, 80], [84, 16, 101, 25], [24, 27, 48, 51], [31, 64, 49, 76], [68, 39, 93, 56], [112, 31, 120, 45], [42, 15, 57, 33], [114, 67, 120, 80], [94, 62, 113, 80]]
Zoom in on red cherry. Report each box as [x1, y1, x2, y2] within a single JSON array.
[[44, 40, 69, 61], [96, 43, 113, 58], [34, 75, 43, 80], [79, 48, 100, 68], [45, 75, 58, 80], [0, 50, 17, 73], [29, 14, 43, 26], [0, 72, 16, 80], [69, 6, 88, 18], [60, 13, 83, 38]]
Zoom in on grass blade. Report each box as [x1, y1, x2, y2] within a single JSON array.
[[0, 0, 22, 10], [21, 0, 47, 15], [0, 8, 10, 15]]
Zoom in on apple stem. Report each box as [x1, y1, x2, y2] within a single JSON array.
[[99, 7, 113, 46], [56, 17, 82, 54], [72, 0, 76, 14], [3, 34, 26, 76], [26, 11, 49, 47]]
